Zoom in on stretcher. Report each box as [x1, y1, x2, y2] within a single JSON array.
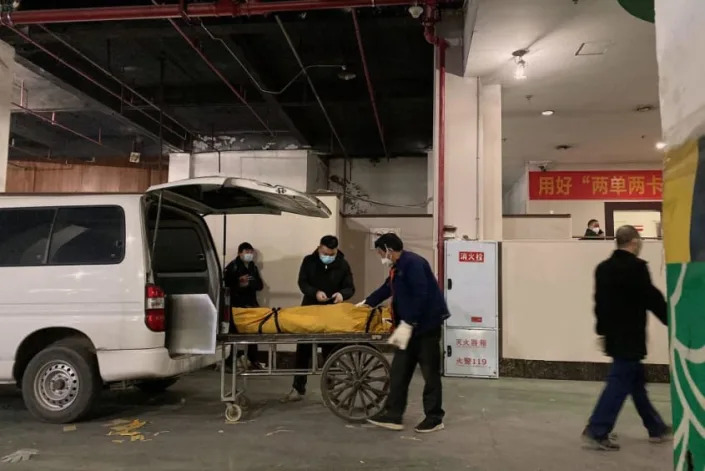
[[218, 306, 393, 423]]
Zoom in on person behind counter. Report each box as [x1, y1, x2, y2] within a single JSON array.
[[584, 219, 605, 238], [283, 235, 355, 402], [224, 242, 264, 370]]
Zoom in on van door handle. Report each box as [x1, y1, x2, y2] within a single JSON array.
[[446, 345, 452, 357], [447, 279, 452, 290], [197, 254, 205, 261]]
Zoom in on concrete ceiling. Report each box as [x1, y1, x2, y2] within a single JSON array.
[[465, 0, 662, 188]]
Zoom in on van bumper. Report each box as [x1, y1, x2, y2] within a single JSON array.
[[97, 347, 222, 382]]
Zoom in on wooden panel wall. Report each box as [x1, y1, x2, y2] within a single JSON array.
[[5, 162, 167, 193]]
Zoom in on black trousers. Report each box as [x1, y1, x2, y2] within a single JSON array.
[[292, 343, 337, 394], [386, 327, 444, 422]]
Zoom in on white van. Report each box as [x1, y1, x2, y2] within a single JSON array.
[[0, 176, 330, 423]]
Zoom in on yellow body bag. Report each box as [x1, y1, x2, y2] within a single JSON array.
[[232, 303, 393, 335]]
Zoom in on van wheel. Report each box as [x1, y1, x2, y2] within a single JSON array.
[[21, 344, 101, 424], [135, 378, 178, 394]]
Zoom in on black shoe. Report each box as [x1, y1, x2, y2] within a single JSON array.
[[649, 425, 673, 444], [415, 417, 445, 433], [367, 412, 403, 431], [582, 427, 620, 451]]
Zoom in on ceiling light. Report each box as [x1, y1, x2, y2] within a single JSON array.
[[338, 66, 356, 81], [541, 110, 555, 116], [655, 141, 667, 150], [555, 145, 572, 151], [635, 105, 654, 113], [408, 4, 424, 19], [512, 49, 528, 80]]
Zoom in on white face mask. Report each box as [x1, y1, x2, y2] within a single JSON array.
[[381, 258, 393, 267], [591, 227, 601, 234], [241, 253, 254, 263]]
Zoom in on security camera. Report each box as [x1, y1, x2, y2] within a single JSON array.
[[539, 165, 548, 172], [408, 4, 424, 19]]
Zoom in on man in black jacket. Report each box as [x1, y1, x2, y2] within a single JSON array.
[[284, 235, 355, 401], [582, 225, 670, 450], [224, 242, 264, 369]]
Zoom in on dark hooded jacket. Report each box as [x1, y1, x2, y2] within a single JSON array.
[[298, 250, 355, 306], [224, 257, 263, 308]]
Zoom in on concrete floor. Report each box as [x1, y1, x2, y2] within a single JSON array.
[[0, 371, 672, 471]]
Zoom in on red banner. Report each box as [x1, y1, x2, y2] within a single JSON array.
[[528, 170, 662, 200]]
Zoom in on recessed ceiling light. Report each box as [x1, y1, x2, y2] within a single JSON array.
[[635, 105, 655, 113], [541, 110, 555, 116], [655, 141, 667, 150]]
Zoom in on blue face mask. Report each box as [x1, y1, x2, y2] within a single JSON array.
[[319, 254, 336, 265]]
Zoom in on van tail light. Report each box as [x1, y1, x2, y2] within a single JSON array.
[[145, 284, 166, 332], [220, 286, 231, 335]]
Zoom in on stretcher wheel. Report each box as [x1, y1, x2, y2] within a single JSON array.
[[225, 403, 243, 423], [320, 344, 390, 423]]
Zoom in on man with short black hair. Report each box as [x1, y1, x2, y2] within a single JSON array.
[[360, 233, 449, 433], [582, 225, 671, 450], [224, 242, 264, 369], [283, 235, 355, 401]]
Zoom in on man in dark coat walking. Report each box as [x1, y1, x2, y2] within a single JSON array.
[[582, 225, 671, 450], [361, 233, 449, 433], [284, 235, 355, 401]]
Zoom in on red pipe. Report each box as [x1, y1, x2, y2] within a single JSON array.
[[351, 9, 388, 159], [167, 18, 273, 135], [422, 1, 447, 289], [13, 101, 124, 154], [6, 0, 418, 25]]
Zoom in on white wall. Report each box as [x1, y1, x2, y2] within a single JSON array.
[[503, 170, 528, 214], [206, 195, 340, 308], [501, 240, 668, 365], [328, 157, 428, 215], [0, 41, 15, 192], [168, 150, 311, 192], [502, 215, 572, 240]]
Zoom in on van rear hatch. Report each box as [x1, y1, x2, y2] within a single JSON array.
[[145, 177, 331, 355]]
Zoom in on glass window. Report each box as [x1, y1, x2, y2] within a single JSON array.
[[48, 206, 125, 265], [0, 208, 56, 266]]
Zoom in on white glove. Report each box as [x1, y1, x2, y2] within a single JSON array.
[[355, 299, 368, 307], [332, 292, 343, 304], [387, 321, 413, 350]]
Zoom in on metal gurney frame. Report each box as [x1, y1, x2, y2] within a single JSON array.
[[217, 332, 391, 423]]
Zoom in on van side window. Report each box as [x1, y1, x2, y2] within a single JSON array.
[[0, 208, 55, 266], [48, 206, 125, 265]]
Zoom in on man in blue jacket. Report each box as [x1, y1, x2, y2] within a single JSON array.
[[360, 233, 449, 433]]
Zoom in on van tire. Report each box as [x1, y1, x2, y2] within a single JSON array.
[[135, 378, 178, 394], [21, 344, 101, 424]]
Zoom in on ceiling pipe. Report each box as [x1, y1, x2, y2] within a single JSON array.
[[36, 24, 192, 143], [4, 0, 422, 25], [12, 101, 126, 155], [351, 9, 388, 160], [1, 22, 190, 147], [165, 17, 274, 135]]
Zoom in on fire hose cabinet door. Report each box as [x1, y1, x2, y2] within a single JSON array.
[[445, 240, 498, 330]]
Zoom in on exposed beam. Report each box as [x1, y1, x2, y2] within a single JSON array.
[[13, 55, 186, 151]]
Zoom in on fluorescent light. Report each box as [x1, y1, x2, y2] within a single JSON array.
[[541, 110, 555, 116], [655, 141, 667, 150]]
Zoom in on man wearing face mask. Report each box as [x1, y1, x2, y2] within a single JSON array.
[[359, 233, 449, 433], [224, 242, 264, 369], [284, 235, 355, 401], [584, 219, 605, 238], [581, 225, 670, 450]]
